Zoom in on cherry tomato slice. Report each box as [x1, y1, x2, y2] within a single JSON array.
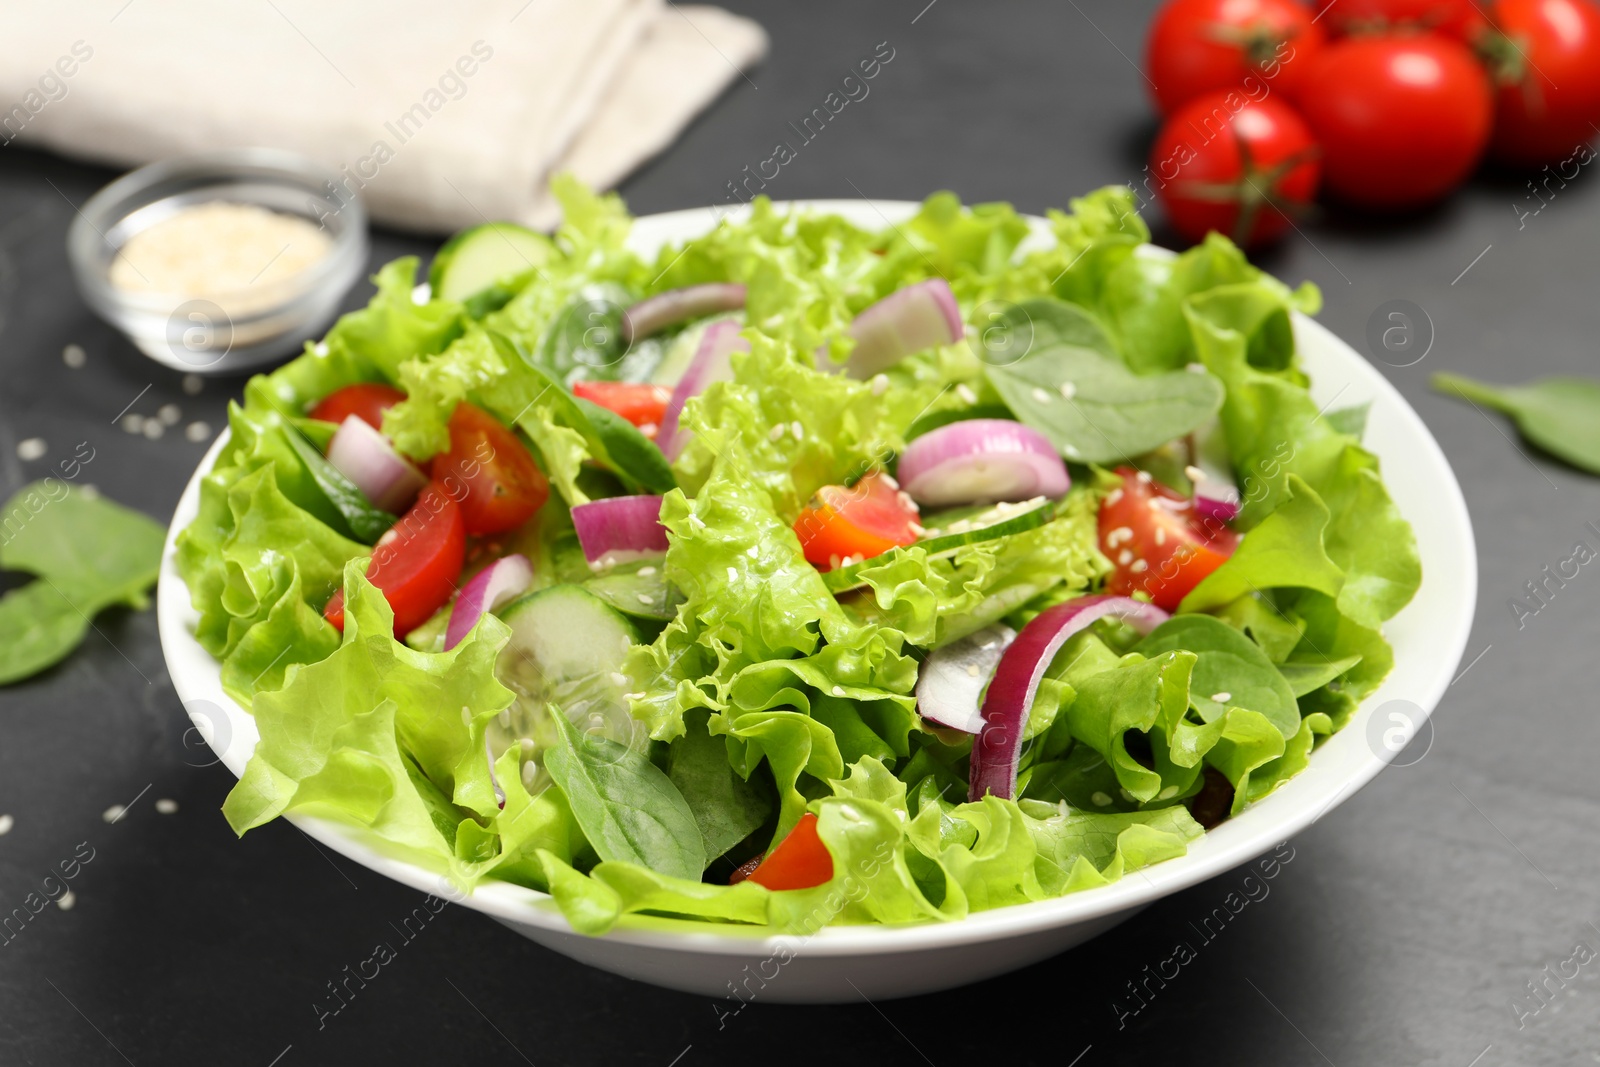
[[793, 472, 920, 570], [310, 383, 408, 430], [324, 483, 466, 638], [572, 381, 673, 437], [430, 403, 549, 536], [742, 813, 833, 891], [1098, 467, 1238, 612]]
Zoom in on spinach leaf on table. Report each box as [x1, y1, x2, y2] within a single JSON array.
[[984, 298, 1224, 464], [1433, 373, 1600, 475], [0, 482, 165, 684], [543, 703, 706, 879]]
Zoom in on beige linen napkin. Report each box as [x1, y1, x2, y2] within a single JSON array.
[[0, 0, 765, 232]]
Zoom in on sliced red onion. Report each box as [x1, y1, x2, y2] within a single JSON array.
[[968, 595, 1170, 803], [898, 419, 1070, 507], [823, 278, 964, 378], [571, 495, 669, 565], [1192, 471, 1241, 524], [1186, 421, 1240, 524], [916, 624, 1017, 734], [325, 415, 428, 513], [445, 554, 534, 651], [658, 321, 749, 461], [621, 283, 747, 344]]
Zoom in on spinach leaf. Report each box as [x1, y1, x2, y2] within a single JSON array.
[[0, 483, 165, 684], [1433, 372, 1600, 475], [537, 283, 662, 384], [667, 710, 773, 862], [572, 397, 677, 494], [985, 298, 1224, 464], [281, 430, 397, 543], [1277, 654, 1363, 698], [1135, 614, 1301, 739], [543, 703, 706, 880]]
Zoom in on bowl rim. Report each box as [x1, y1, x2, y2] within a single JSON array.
[[157, 198, 1477, 957]]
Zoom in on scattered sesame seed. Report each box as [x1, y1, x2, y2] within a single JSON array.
[[142, 420, 164, 440], [966, 664, 981, 677], [790, 421, 804, 440], [181, 373, 203, 394], [1154, 528, 1166, 545], [1059, 381, 1077, 400], [63, 344, 86, 368], [1211, 691, 1232, 703], [313, 342, 330, 357], [1105, 488, 1123, 506], [1130, 559, 1148, 573], [763, 314, 783, 330], [121, 414, 144, 434], [880, 473, 899, 490], [460, 706, 472, 725], [276, 383, 295, 401], [519, 738, 535, 754], [521, 762, 537, 786], [155, 799, 178, 815], [498, 709, 511, 728], [1118, 549, 1134, 565], [637, 593, 654, 605], [1107, 525, 1134, 547], [102, 805, 125, 824], [1186, 362, 1208, 374], [158, 403, 181, 426], [637, 566, 656, 577], [909, 522, 926, 537], [1184, 465, 1206, 484], [16, 438, 46, 461], [1031, 386, 1052, 404], [610, 673, 630, 687], [726, 566, 739, 582], [870, 374, 889, 396], [1120, 788, 1136, 803], [56, 890, 75, 911], [832, 685, 845, 697], [0, 815, 12, 835], [955, 383, 979, 405], [769, 423, 786, 442], [1135, 470, 1153, 484], [639, 423, 658, 437], [1157, 785, 1179, 801], [897, 490, 918, 511], [1091, 791, 1113, 807], [185, 421, 212, 443], [411, 284, 430, 305], [1064, 445, 1082, 460], [78, 485, 99, 500]]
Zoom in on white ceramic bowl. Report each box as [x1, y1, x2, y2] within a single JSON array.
[[157, 201, 1477, 1003]]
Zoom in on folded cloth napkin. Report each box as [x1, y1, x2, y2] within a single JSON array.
[[0, 0, 765, 232]]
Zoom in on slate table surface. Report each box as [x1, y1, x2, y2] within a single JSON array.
[[1, 2, 1596, 1064]]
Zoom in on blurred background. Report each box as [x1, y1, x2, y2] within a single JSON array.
[[1, 1, 1597, 1063]]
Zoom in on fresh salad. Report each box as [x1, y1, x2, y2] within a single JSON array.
[[175, 179, 1420, 934]]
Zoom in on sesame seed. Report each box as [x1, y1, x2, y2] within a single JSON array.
[[1135, 470, 1153, 484], [828, 555, 841, 569], [956, 384, 979, 405], [1108, 525, 1133, 546], [1105, 488, 1123, 505], [871, 374, 889, 396], [1059, 381, 1077, 400], [610, 672, 630, 687], [1091, 791, 1113, 807], [1130, 559, 1148, 573], [121, 414, 144, 434], [102, 805, 125, 823], [276, 383, 295, 401], [1157, 785, 1179, 800], [637, 593, 654, 605], [1118, 550, 1134, 565], [1211, 691, 1232, 703], [880, 473, 899, 490], [460, 706, 472, 725], [521, 762, 537, 786], [909, 522, 926, 537], [1184, 465, 1206, 484], [158, 403, 181, 426], [832, 685, 845, 697], [639, 423, 658, 437], [185, 421, 212, 443], [1064, 444, 1082, 460], [790, 421, 804, 440], [1186, 362, 1208, 374], [966, 664, 980, 677], [0, 815, 12, 835], [78, 485, 98, 500], [1031, 387, 1052, 404], [16, 438, 46, 461], [769, 423, 785, 442], [55, 890, 75, 911], [155, 799, 178, 815], [519, 738, 535, 754], [182, 373, 203, 394], [897, 490, 918, 511], [1154, 528, 1166, 545], [142, 419, 164, 440], [498, 710, 511, 728], [637, 566, 656, 577], [313, 342, 330, 357], [63, 344, 87, 368]]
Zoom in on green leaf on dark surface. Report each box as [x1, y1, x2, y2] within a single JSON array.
[[544, 702, 707, 880], [1433, 372, 1600, 475], [0, 483, 165, 684]]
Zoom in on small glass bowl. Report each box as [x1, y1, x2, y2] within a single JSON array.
[[67, 148, 368, 376]]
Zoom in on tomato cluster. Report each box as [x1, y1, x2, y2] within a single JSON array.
[[1143, 0, 1600, 245]]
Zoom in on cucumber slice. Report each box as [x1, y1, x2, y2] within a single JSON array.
[[429, 222, 554, 304], [584, 557, 683, 620], [823, 498, 1060, 593], [492, 585, 644, 774]]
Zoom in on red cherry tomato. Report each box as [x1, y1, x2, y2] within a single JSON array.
[[1482, 0, 1600, 166], [736, 813, 834, 890], [324, 483, 466, 638], [1297, 35, 1493, 208], [1149, 92, 1322, 248], [309, 383, 407, 430], [1098, 468, 1238, 612], [430, 403, 549, 537], [1326, 0, 1485, 38], [793, 472, 920, 571], [1144, 0, 1326, 114], [572, 381, 673, 437]]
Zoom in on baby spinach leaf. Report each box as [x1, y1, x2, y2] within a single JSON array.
[[0, 483, 165, 684], [281, 430, 397, 544], [985, 299, 1224, 464], [1135, 614, 1301, 739], [667, 710, 773, 863], [1277, 654, 1363, 698], [543, 703, 706, 880], [572, 397, 677, 494], [1433, 372, 1600, 475]]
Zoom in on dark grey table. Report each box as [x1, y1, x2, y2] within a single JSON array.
[[2, 2, 1597, 1064]]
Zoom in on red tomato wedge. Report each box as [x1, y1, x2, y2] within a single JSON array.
[[737, 813, 834, 890], [572, 381, 673, 436], [310, 383, 407, 430], [793, 472, 920, 570], [324, 483, 466, 638], [431, 403, 549, 536], [1098, 467, 1238, 612]]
